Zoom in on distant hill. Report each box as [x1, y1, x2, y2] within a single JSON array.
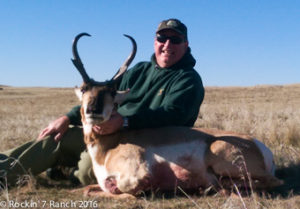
[[0, 85, 9, 90]]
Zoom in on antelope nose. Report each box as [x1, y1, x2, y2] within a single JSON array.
[[97, 115, 104, 121], [86, 105, 95, 114]]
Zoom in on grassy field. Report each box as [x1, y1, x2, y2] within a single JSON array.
[[0, 84, 300, 208]]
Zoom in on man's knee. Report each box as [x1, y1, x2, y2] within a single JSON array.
[[58, 126, 85, 153], [74, 151, 96, 185]]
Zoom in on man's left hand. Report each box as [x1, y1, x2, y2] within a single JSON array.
[[92, 112, 124, 135]]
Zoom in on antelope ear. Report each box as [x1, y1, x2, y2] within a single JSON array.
[[114, 89, 130, 104], [74, 87, 83, 101]]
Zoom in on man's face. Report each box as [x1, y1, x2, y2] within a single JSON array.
[[154, 29, 188, 68]]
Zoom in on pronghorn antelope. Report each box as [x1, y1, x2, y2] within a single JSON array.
[[71, 33, 283, 198]]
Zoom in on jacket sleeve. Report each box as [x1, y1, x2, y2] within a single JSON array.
[[65, 105, 82, 125], [125, 73, 205, 128]]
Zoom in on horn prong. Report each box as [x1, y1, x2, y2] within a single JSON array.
[[112, 34, 137, 81]]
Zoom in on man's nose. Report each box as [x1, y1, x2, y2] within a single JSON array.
[[164, 39, 171, 46]]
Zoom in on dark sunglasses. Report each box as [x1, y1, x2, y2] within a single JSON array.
[[156, 34, 185, 44]]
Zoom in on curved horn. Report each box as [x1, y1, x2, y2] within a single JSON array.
[[71, 32, 91, 84], [112, 34, 137, 81]]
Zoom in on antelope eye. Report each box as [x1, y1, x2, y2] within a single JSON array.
[[81, 86, 89, 93]]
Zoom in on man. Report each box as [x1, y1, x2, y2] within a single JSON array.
[[0, 18, 205, 186]]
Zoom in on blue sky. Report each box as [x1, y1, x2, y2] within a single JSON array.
[[0, 0, 299, 87]]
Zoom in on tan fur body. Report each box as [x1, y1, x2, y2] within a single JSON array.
[[83, 126, 282, 196]]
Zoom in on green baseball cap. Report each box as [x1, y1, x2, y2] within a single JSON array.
[[156, 18, 188, 40]]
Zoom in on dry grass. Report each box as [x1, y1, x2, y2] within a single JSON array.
[[1, 84, 300, 208]]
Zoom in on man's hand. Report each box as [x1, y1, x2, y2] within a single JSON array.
[[37, 115, 70, 142], [92, 112, 124, 135]]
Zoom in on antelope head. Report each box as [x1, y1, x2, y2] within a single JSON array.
[[72, 33, 137, 126]]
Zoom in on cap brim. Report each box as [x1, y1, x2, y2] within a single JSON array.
[[156, 28, 184, 36]]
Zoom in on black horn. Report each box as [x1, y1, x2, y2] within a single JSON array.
[[111, 34, 137, 82], [71, 33, 137, 86], [71, 32, 92, 84]]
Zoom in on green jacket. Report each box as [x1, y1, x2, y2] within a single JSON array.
[[66, 47, 205, 128]]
